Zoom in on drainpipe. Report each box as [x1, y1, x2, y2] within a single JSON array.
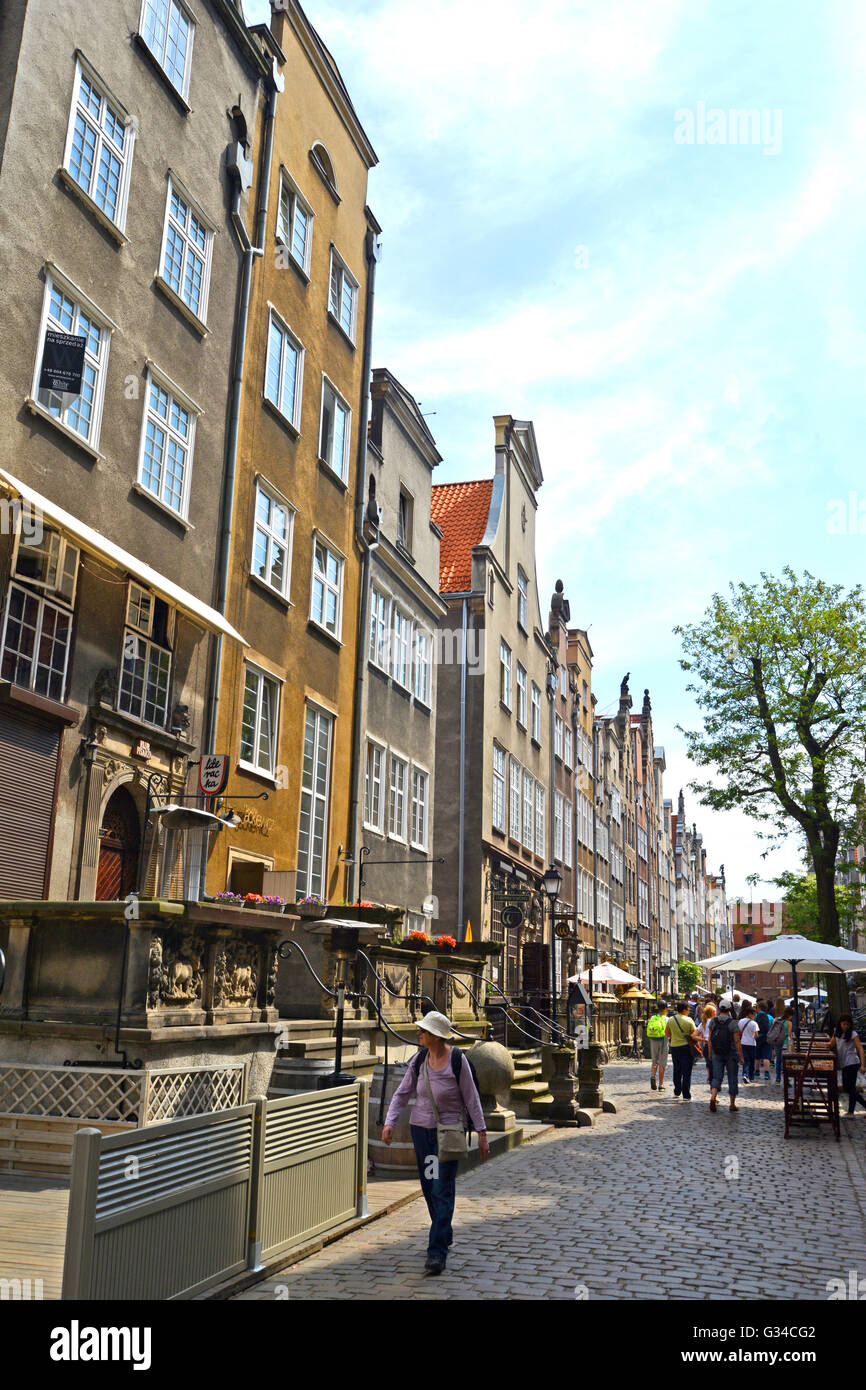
[[199, 70, 279, 897], [457, 597, 468, 939], [347, 223, 381, 903]]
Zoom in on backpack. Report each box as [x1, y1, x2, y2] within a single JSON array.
[[710, 1017, 734, 1055], [410, 1047, 481, 1137], [647, 1013, 668, 1038], [755, 1010, 771, 1037], [767, 1018, 784, 1046]]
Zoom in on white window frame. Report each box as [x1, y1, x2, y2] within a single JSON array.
[[310, 534, 345, 639], [364, 738, 386, 834], [554, 790, 564, 863], [554, 714, 564, 760], [388, 751, 409, 843], [239, 661, 281, 777], [62, 57, 136, 233], [522, 770, 534, 851], [251, 478, 295, 599], [530, 682, 541, 742], [492, 743, 506, 833], [391, 607, 411, 689], [32, 268, 112, 449], [0, 544, 76, 704], [500, 639, 512, 710], [564, 726, 573, 769], [535, 784, 545, 857], [509, 757, 521, 839], [414, 627, 432, 706], [516, 662, 528, 728], [297, 703, 332, 898], [276, 169, 314, 276], [410, 765, 429, 850], [264, 309, 305, 431], [319, 376, 352, 481], [369, 586, 389, 668], [136, 363, 199, 520], [517, 567, 528, 631], [328, 245, 359, 342], [139, 0, 196, 100], [118, 582, 174, 729], [564, 800, 573, 870], [158, 175, 215, 326]]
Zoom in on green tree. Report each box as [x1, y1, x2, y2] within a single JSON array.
[[676, 959, 702, 994], [675, 569, 866, 1011], [774, 870, 862, 944]]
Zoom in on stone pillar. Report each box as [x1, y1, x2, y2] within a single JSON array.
[[0, 919, 32, 1019], [577, 1041, 605, 1109], [547, 1045, 591, 1127]]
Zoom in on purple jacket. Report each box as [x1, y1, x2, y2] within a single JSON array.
[[385, 1050, 486, 1132]]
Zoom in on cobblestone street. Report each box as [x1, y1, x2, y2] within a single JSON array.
[[236, 1061, 866, 1302]]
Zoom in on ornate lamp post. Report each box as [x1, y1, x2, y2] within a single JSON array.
[[542, 861, 563, 1040]]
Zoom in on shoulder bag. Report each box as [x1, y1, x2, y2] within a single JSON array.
[[424, 1060, 469, 1160]]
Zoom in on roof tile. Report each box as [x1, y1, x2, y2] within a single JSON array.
[[430, 479, 493, 592]]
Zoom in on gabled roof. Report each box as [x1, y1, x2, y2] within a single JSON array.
[[430, 479, 493, 592]]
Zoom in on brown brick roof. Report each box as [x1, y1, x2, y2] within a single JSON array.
[[430, 479, 493, 592]]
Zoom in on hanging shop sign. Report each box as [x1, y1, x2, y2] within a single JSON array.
[[501, 904, 525, 930], [199, 754, 230, 797], [39, 331, 86, 396]]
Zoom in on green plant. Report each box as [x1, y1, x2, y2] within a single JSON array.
[[677, 960, 702, 993]]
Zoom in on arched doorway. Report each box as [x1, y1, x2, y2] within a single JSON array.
[[96, 786, 141, 901]]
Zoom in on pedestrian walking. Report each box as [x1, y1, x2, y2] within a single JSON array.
[[382, 1011, 488, 1275], [754, 999, 774, 1080], [731, 993, 742, 1020], [834, 1014, 866, 1117], [666, 1001, 698, 1100], [767, 1007, 792, 1083], [708, 1001, 744, 1113], [693, 1003, 717, 1087], [647, 1002, 670, 1092], [738, 1005, 758, 1083], [687, 992, 700, 1022]]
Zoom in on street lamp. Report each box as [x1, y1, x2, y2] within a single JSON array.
[[543, 862, 563, 1038]]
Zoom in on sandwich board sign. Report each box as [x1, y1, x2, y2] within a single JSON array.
[[199, 755, 229, 797], [39, 331, 86, 401]]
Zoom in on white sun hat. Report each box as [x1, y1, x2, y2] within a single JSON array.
[[416, 1011, 455, 1039]]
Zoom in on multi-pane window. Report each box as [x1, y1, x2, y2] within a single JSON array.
[[564, 726, 573, 768], [140, 0, 195, 98], [35, 275, 110, 446], [530, 683, 541, 742], [500, 640, 512, 709], [554, 715, 563, 759], [328, 249, 359, 341], [410, 767, 429, 849], [560, 665, 567, 697], [535, 784, 545, 857], [414, 628, 431, 705], [119, 584, 173, 727], [160, 180, 213, 322], [388, 754, 408, 841], [297, 705, 332, 897], [277, 173, 313, 275], [516, 663, 528, 728], [492, 744, 506, 832], [239, 664, 280, 775], [251, 482, 293, 598], [364, 740, 384, 832], [517, 568, 528, 630], [522, 770, 534, 851], [264, 312, 304, 429], [310, 539, 343, 637], [0, 529, 79, 703], [392, 608, 410, 688], [554, 791, 564, 863], [138, 371, 196, 516], [564, 800, 573, 869], [509, 758, 521, 838], [319, 379, 351, 480], [369, 587, 388, 667], [64, 62, 135, 230], [397, 489, 414, 551]]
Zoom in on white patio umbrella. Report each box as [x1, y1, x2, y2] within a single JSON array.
[[699, 935, 866, 1046], [570, 962, 643, 987], [721, 989, 756, 1008]]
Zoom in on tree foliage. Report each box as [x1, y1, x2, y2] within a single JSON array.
[[774, 869, 863, 944], [676, 960, 702, 993]]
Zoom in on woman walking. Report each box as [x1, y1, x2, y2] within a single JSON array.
[[738, 1005, 759, 1083], [768, 1007, 793, 1083], [834, 1014, 866, 1117], [754, 999, 774, 1080], [693, 1003, 716, 1086], [666, 1001, 697, 1100], [382, 1011, 488, 1275]]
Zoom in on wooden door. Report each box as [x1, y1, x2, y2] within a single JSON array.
[[96, 787, 141, 900]]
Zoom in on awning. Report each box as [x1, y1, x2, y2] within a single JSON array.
[[0, 470, 247, 645]]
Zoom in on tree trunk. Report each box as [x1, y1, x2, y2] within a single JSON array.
[[811, 843, 847, 1026]]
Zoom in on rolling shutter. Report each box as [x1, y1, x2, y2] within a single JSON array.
[[0, 708, 60, 898]]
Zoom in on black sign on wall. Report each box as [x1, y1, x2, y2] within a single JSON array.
[[39, 331, 86, 396]]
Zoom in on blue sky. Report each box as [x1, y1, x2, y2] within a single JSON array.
[[247, 0, 866, 900]]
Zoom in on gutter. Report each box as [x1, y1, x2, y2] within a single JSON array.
[[457, 596, 468, 939]]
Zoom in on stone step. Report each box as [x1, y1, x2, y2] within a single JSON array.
[[529, 1093, 555, 1119], [281, 1035, 361, 1058], [269, 1051, 377, 1097], [509, 1080, 552, 1118]]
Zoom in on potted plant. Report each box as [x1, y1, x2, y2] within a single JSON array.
[[431, 934, 458, 952], [324, 900, 405, 926], [403, 930, 431, 951], [214, 891, 245, 907], [243, 892, 265, 910], [262, 895, 285, 913], [295, 894, 328, 919]]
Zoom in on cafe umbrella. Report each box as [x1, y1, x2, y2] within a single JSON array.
[[698, 935, 866, 1047]]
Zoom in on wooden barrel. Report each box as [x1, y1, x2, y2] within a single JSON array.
[[368, 1061, 419, 1172]]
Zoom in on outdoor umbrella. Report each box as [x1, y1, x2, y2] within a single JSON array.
[[570, 963, 643, 986], [699, 935, 866, 1046]]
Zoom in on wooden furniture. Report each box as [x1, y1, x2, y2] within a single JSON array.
[[783, 1033, 840, 1140]]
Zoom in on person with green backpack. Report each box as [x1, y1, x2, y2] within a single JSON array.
[[647, 1002, 670, 1092]]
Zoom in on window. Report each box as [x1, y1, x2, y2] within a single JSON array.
[[277, 172, 313, 275], [63, 60, 135, 231], [488, 572, 495, 607], [517, 567, 528, 631], [410, 767, 429, 849], [554, 715, 563, 760], [522, 770, 534, 851], [119, 583, 173, 727], [138, 369, 197, 517], [364, 740, 384, 832], [560, 665, 567, 697], [264, 312, 304, 430], [368, 587, 388, 668], [1, 529, 79, 703], [297, 705, 332, 897], [564, 801, 573, 869], [492, 744, 506, 832], [34, 273, 110, 446], [535, 784, 545, 857], [500, 640, 512, 709], [319, 378, 351, 480], [388, 754, 408, 841], [311, 142, 337, 193], [239, 664, 280, 775], [509, 758, 521, 839], [554, 791, 564, 863], [140, 0, 195, 99], [392, 608, 410, 688], [252, 481, 294, 598], [531, 683, 541, 742], [159, 179, 213, 323], [564, 726, 573, 768], [310, 539, 343, 637], [516, 663, 528, 728], [397, 489, 414, 551], [328, 248, 359, 341], [414, 628, 431, 705]]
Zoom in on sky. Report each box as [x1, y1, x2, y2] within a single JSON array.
[[247, 0, 866, 900]]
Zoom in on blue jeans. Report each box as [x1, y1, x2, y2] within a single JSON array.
[[741, 1045, 756, 1081], [411, 1125, 458, 1263], [774, 1043, 784, 1080], [711, 1052, 739, 1096]]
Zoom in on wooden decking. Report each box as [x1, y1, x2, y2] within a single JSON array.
[[0, 1174, 68, 1299]]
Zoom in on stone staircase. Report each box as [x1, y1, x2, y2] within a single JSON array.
[[506, 1047, 553, 1120], [268, 1018, 379, 1097]]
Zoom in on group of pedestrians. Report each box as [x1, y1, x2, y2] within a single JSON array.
[[646, 993, 795, 1112]]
